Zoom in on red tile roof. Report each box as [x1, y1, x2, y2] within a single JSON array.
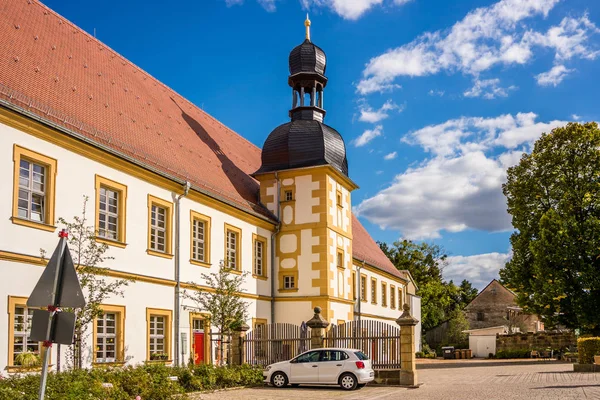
[[352, 214, 406, 280], [0, 0, 405, 281]]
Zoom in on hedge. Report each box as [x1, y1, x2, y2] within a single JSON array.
[[495, 349, 532, 359], [578, 337, 600, 364], [0, 364, 263, 400]]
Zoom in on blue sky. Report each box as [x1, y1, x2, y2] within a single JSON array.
[[43, 0, 600, 288]]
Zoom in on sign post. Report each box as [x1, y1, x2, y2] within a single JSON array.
[[27, 230, 86, 400]]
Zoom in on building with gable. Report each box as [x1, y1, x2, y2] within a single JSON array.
[[0, 1, 420, 371]]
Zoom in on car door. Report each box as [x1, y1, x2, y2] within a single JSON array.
[[289, 350, 321, 383], [318, 350, 348, 383]]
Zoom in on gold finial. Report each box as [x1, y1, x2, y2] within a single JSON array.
[[305, 13, 311, 41]]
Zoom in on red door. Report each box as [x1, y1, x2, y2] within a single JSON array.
[[194, 332, 205, 365]]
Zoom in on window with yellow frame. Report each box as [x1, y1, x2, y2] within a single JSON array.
[[252, 233, 267, 279], [7, 296, 46, 370], [224, 223, 242, 271], [371, 277, 377, 304], [336, 249, 344, 269], [93, 304, 126, 365], [12, 145, 57, 232], [95, 175, 128, 247], [146, 308, 172, 362], [390, 285, 396, 309], [360, 274, 367, 302], [147, 195, 173, 258], [190, 210, 211, 267], [381, 282, 387, 307]]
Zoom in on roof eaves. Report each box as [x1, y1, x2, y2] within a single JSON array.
[[0, 99, 277, 226]]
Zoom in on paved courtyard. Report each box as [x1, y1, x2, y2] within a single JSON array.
[[194, 363, 600, 399]]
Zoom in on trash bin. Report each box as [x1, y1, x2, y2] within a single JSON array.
[[466, 349, 472, 359], [442, 346, 455, 359], [461, 350, 468, 359], [455, 349, 462, 359]]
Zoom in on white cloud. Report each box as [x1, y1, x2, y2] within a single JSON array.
[[429, 89, 445, 97], [358, 99, 403, 123], [353, 125, 383, 147], [572, 114, 581, 121], [355, 112, 568, 239], [464, 78, 517, 99], [444, 252, 512, 289], [225, 0, 244, 5], [301, 0, 411, 20], [384, 151, 397, 160], [535, 65, 574, 86], [357, 0, 598, 94], [258, 0, 277, 11]]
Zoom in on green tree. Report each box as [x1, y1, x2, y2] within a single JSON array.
[[379, 240, 475, 331], [500, 122, 600, 333], [444, 309, 469, 347], [41, 197, 132, 369], [184, 262, 249, 365]]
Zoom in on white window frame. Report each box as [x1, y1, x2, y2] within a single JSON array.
[[13, 305, 39, 364], [192, 219, 206, 262], [96, 312, 117, 363], [226, 230, 238, 270], [149, 315, 166, 356], [254, 240, 264, 276], [98, 186, 119, 240], [283, 275, 295, 289], [17, 159, 46, 223], [150, 204, 167, 252]]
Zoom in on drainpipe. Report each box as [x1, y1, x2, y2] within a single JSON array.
[[356, 260, 365, 325], [270, 173, 281, 324], [174, 181, 191, 366]]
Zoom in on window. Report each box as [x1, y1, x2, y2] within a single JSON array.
[[190, 211, 211, 266], [320, 350, 349, 362], [146, 308, 172, 361], [224, 224, 241, 271], [284, 190, 293, 201], [93, 305, 125, 364], [398, 287, 403, 309], [360, 275, 367, 301], [12, 145, 57, 231], [477, 312, 485, 321], [283, 275, 295, 289], [390, 285, 396, 309], [294, 351, 320, 363], [10, 300, 39, 367], [336, 249, 344, 269], [371, 278, 377, 304], [147, 195, 173, 258], [336, 190, 343, 207], [253, 234, 267, 278], [382, 282, 387, 307], [95, 175, 127, 246]]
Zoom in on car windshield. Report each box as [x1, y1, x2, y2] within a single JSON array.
[[354, 351, 369, 360]]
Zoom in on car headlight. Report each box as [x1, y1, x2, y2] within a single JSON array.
[[264, 365, 272, 372]]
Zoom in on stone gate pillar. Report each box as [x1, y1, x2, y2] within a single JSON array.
[[230, 323, 249, 366], [306, 306, 329, 349], [396, 303, 419, 387]]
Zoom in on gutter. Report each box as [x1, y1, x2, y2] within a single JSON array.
[[270, 172, 281, 324], [0, 99, 277, 227], [174, 181, 191, 366]]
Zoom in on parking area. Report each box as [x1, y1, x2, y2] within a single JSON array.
[[194, 363, 600, 400]]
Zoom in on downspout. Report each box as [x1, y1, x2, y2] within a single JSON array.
[[174, 181, 191, 366], [270, 172, 281, 324], [356, 260, 365, 324]]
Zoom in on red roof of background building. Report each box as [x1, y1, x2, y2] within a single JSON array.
[[0, 0, 406, 281]]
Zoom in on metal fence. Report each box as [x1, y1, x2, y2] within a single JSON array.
[[325, 320, 401, 370], [244, 323, 311, 367]]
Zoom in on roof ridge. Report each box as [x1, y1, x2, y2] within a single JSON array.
[[33, 0, 262, 154]]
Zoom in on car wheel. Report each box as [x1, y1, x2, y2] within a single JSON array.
[[271, 372, 288, 388], [339, 373, 358, 390]]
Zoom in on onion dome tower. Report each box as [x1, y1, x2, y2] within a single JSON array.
[[254, 15, 349, 176], [254, 17, 357, 325]]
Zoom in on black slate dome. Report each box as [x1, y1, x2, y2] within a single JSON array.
[[289, 39, 327, 76], [255, 120, 348, 176]]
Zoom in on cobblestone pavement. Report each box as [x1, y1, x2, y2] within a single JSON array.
[[194, 364, 600, 399]]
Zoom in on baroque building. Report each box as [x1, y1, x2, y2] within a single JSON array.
[[0, 1, 420, 372]]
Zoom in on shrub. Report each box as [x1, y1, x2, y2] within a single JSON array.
[[578, 337, 600, 364], [0, 364, 264, 399]]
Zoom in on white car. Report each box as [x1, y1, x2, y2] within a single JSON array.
[[263, 348, 375, 390]]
